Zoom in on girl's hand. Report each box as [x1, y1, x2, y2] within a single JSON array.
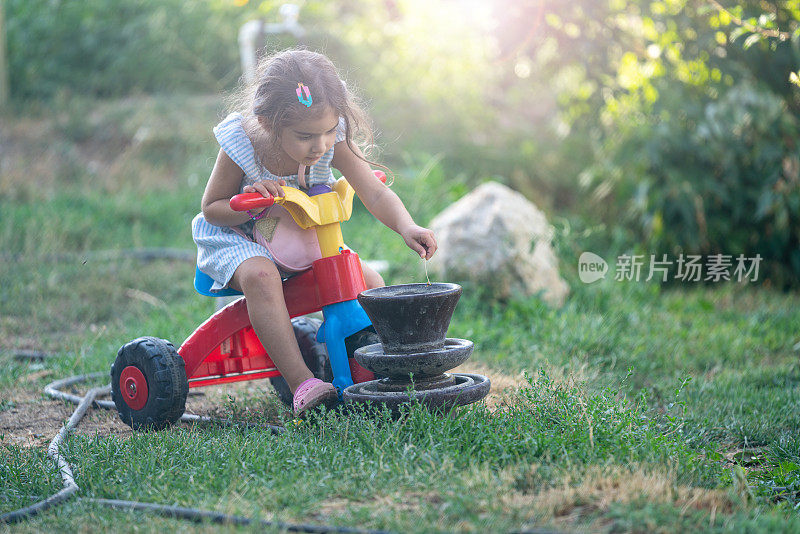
[[400, 224, 438, 260], [243, 179, 286, 198]]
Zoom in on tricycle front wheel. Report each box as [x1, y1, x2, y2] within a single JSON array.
[[111, 336, 188, 430]]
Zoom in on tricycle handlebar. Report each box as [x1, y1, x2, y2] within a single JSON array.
[[230, 192, 275, 212], [228, 170, 387, 227]]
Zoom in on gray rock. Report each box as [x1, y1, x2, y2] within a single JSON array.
[[428, 181, 569, 307]]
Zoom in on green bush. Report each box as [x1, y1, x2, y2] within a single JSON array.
[[580, 81, 800, 287]]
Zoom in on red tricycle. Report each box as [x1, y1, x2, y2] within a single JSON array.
[[110, 172, 385, 430]]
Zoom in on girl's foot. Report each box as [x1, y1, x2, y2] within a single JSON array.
[[293, 377, 338, 416]]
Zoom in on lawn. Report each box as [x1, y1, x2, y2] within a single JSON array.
[[1, 95, 799, 533]]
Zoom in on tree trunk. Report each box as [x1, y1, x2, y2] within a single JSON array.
[[0, 0, 8, 107]]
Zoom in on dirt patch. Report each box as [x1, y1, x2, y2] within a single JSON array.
[[451, 362, 527, 410], [724, 448, 768, 466], [1, 361, 537, 448], [0, 379, 284, 449], [451, 361, 602, 410], [0, 398, 75, 448]]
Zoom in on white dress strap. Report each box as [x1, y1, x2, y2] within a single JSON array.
[[213, 113, 262, 181]]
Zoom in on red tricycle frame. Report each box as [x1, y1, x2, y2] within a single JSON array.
[[112, 174, 386, 428], [178, 250, 375, 389]]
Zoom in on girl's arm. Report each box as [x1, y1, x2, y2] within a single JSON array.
[[332, 142, 437, 260], [201, 149, 285, 227]]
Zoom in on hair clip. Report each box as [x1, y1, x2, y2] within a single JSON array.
[[296, 83, 312, 107]]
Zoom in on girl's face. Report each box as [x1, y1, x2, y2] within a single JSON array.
[[277, 108, 339, 167]]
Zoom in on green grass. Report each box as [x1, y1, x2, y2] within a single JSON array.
[[2, 95, 800, 532]]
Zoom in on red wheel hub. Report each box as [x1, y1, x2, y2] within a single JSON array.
[[119, 366, 148, 410]]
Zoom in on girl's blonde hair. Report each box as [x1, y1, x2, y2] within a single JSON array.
[[228, 49, 385, 174]]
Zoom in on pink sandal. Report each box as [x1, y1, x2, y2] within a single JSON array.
[[293, 378, 338, 416]]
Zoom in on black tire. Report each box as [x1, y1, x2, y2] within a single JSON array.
[[111, 336, 188, 431], [270, 318, 380, 406], [345, 326, 380, 363]]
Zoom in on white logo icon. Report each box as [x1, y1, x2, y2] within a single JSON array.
[[578, 252, 608, 284]]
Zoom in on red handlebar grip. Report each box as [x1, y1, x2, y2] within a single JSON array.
[[230, 193, 275, 211], [374, 170, 387, 184]]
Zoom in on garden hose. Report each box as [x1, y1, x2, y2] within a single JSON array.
[[1, 373, 393, 534], [0, 382, 104, 523], [3, 372, 563, 534], [82, 498, 383, 532]]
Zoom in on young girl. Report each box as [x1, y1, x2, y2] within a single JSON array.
[[192, 49, 437, 416]]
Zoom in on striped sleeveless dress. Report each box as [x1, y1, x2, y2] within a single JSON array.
[[192, 112, 346, 292]]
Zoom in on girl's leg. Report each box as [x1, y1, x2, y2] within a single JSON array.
[[231, 257, 313, 394], [361, 261, 385, 289]]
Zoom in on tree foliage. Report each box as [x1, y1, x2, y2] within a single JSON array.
[[5, 0, 248, 98], [4, 0, 799, 285], [486, 0, 800, 286]]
